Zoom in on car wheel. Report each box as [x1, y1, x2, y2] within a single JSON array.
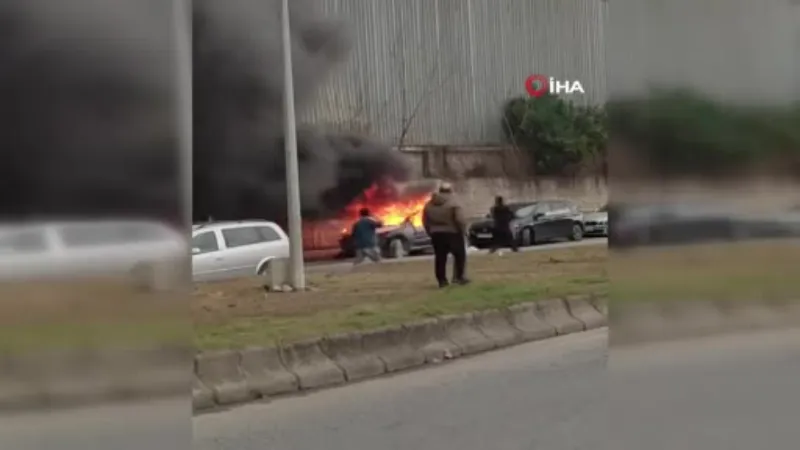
[[520, 228, 534, 247], [569, 223, 584, 241], [389, 238, 408, 259]]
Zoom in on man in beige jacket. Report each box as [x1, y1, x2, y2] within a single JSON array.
[[422, 183, 470, 287]]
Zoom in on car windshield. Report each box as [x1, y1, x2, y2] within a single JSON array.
[[506, 203, 537, 218]]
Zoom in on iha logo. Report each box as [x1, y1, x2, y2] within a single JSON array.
[[525, 74, 585, 97]]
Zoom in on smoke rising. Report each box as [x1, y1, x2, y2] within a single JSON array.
[[1, 0, 410, 226], [193, 0, 410, 224], [0, 0, 181, 223]]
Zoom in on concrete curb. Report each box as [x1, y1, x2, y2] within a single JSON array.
[[536, 299, 585, 335], [611, 299, 800, 346], [361, 325, 426, 373], [0, 345, 191, 414], [278, 339, 345, 390], [405, 318, 462, 363], [319, 332, 385, 382], [192, 294, 606, 412], [565, 295, 607, 330], [473, 309, 523, 348]]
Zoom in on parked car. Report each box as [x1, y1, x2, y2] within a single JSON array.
[[0, 220, 186, 289], [468, 200, 585, 248], [582, 204, 608, 237], [339, 217, 432, 259], [192, 220, 290, 282], [609, 202, 800, 248]]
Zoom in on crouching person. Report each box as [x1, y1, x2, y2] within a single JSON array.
[[351, 208, 382, 266]]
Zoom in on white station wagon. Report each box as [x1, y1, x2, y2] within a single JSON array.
[[191, 220, 290, 282], [0, 219, 186, 288]]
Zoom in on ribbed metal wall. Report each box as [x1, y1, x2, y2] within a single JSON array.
[[607, 0, 800, 106], [299, 0, 609, 146]]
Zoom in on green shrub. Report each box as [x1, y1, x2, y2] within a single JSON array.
[[502, 94, 607, 176], [503, 89, 800, 177], [607, 89, 800, 176]]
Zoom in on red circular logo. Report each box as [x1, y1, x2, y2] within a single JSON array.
[[525, 74, 549, 97]]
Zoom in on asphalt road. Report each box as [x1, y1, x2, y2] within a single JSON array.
[[193, 326, 800, 450], [4, 325, 796, 449], [193, 329, 606, 450], [308, 237, 607, 272]]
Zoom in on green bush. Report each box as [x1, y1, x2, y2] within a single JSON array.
[[502, 94, 607, 176], [503, 89, 800, 177], [607, 89, 800, 176]]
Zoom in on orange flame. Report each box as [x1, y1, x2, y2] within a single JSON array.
[[341, 183, 430, 232]]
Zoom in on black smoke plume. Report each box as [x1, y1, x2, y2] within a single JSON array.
[[0, 0, 409, 226], [0, 0, 182, 223], [193, 0, 410, 224]]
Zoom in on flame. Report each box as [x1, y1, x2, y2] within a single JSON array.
[[340, 183, 430, 233]]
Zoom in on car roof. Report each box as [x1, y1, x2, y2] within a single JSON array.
[[192, 220, 279, 232], [506, 201, 538, 209], [506, 200, 574, 209], [1, 219, 175, 234]]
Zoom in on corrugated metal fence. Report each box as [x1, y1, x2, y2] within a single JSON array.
[[607, 0, 800, 106], [299, 0, 609, 146]]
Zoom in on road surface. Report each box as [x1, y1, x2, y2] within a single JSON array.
[[193, 326, 800, 450], [308, 237, 607, 272], [4, 325, 796, 449]]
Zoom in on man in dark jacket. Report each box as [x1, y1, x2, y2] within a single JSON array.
[[351, 208, 382, 265], [422, 183, 470, 287], [489, 196, 519, 254]]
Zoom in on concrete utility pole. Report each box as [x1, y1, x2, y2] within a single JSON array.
[[173, 0, 192, 234], [281, 0, 306, 289]]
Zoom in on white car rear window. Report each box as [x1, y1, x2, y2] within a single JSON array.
[[58, 222, 173, 248], [0, 229, 48, 254]]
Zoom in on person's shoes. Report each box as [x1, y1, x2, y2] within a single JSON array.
[[453, 278, 471, 286], [438, 280, 450, 288]]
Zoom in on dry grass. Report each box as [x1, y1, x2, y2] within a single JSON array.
[[194, 245, 608, 350], [611, 239, 800, 304], [0, 279, 190, 354]]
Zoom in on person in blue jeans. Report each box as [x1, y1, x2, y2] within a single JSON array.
[[351, 207, 383, 265]]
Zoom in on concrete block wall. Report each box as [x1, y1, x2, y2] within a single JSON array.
[[453, 177, 608, 218]]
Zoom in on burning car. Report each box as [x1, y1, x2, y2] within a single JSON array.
[[335, 182, 435, 259], [339, 217, 432, 259]]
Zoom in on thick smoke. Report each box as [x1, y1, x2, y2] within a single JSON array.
[[0, 0, 181, 223], [1, 0, 409, 226], [193, 0, 410, 224]]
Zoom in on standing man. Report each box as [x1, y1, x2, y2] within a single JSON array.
[[351, 207, 382, 266], [489, 196, 519, 254], [422, 183, 470, 287]]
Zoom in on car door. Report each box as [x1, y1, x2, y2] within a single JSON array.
[[550, 201, 578, 238], [531, 203, 555, 240], [0, 226, 53, 280], [191, 229, 225, 280], [253, 224, 289, 260], [409, 219, 431, 248], [54, 222, 134, 275], [218, 226, 270, 279]]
